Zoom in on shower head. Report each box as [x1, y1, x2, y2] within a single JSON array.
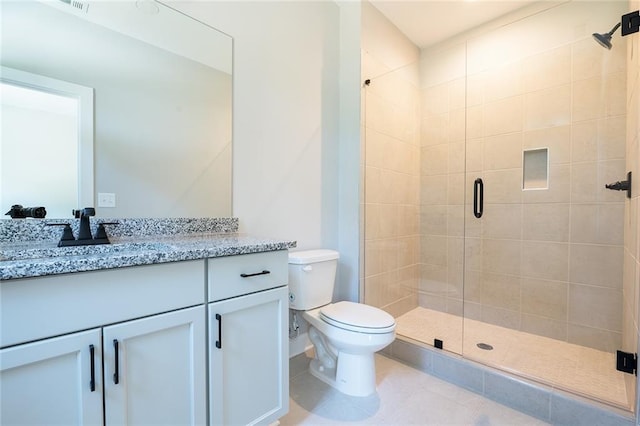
[[592, 22, 621, 49]]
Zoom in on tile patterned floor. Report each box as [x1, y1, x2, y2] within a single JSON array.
[[281, 353, 550, 425], [395, 307, 629, 409]]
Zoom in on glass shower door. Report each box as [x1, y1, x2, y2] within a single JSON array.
[[462, 0, 632, 410]]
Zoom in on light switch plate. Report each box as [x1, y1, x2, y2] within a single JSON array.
[[98, 192, 116, 208]]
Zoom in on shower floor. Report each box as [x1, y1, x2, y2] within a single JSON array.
[[396, 307, 629, 409]]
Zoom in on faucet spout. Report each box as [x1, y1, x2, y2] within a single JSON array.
[[73, 207, 95, 240]]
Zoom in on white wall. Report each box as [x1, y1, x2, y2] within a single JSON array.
[[170, 1, 361, 356], [177, 1, 344, 247], [172, 1, 360, 262], [337, 1, 362, 305]]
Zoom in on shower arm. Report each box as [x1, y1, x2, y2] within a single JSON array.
[[607, 22, 622, 37]]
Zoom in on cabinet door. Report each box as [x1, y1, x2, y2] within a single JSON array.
[[103, 306, 206, 426], [209, 286, 289, 426], [0, 329, 103, 425]]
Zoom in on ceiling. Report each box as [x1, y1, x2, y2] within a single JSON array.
[[369, 0, 544, 48]]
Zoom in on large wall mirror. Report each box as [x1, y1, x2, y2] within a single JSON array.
[[1, 0, 232, 219]]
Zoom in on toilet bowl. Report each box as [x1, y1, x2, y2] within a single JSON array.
[[288, 249, 396, 397], [303, 301, 395, 396]]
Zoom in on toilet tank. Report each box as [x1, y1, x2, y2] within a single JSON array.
[[288, 249, 339, 310]]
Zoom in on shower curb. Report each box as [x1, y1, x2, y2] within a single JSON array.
[[383, 339, 635, 426]]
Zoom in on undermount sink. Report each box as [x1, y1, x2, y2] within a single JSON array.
[[0, 241, 175, 262]]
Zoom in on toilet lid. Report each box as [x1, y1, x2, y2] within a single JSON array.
[[320, 301, 396, 334]]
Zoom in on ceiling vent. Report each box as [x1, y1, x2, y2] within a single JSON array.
[[58, 0, 89, 13]]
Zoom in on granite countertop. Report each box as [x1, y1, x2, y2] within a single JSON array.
[[0, 218, 296, 280]]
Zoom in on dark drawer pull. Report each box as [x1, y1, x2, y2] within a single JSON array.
[[215, 314, 222, 349], [89, 344, 96, 392], [113, 339, 119, 385], [240, 270, 270, 278]]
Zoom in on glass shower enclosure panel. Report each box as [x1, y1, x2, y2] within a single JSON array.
[[362, 53, 423, 338], [377, 32, 468, 356], [414, 43, 467, 355], [462, 0, 632, 410]]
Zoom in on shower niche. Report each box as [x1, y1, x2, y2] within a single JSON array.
[[522, 148, 548, 190]]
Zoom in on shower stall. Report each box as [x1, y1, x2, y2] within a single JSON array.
[[362, 0, 638, 413]]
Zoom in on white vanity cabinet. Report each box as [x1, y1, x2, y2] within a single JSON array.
[[0, 329, 104, 425], [0, 260, 206, 426], [208, 250, 289, 426], [103, 305, 205, 425], [1, 248, 291, 426]]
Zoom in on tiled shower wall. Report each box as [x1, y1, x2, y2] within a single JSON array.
[[419, 1, 628, 352], [361, 2, 421, 317], [623, 0, 640, 411]]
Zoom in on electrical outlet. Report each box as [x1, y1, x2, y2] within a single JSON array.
[[98, 192, 116, 208]]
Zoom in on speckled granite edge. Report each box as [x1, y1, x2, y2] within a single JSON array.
[[1, 234, 296, 280], [0, 217, 239, 243]]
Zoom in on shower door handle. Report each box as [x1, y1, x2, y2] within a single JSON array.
[[473, 178, 483, 218]]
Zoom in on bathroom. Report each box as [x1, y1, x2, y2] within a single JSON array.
[[1, 0, 639, 424]]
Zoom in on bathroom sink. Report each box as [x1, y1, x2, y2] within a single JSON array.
[[0, 241, 175, 262]]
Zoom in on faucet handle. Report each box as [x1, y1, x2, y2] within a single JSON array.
[[46, 223, 75, 246], [72, 207, 96, 218], [94, 222, 118, 243]]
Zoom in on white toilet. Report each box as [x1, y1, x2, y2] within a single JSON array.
[[288, 249, 396, 397]]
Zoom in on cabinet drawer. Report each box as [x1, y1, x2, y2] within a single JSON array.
[[1, 260, 205, 348], [208, 250, 288, 302]]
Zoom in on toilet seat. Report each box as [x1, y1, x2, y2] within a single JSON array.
[[319, 301, 395, 334]]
